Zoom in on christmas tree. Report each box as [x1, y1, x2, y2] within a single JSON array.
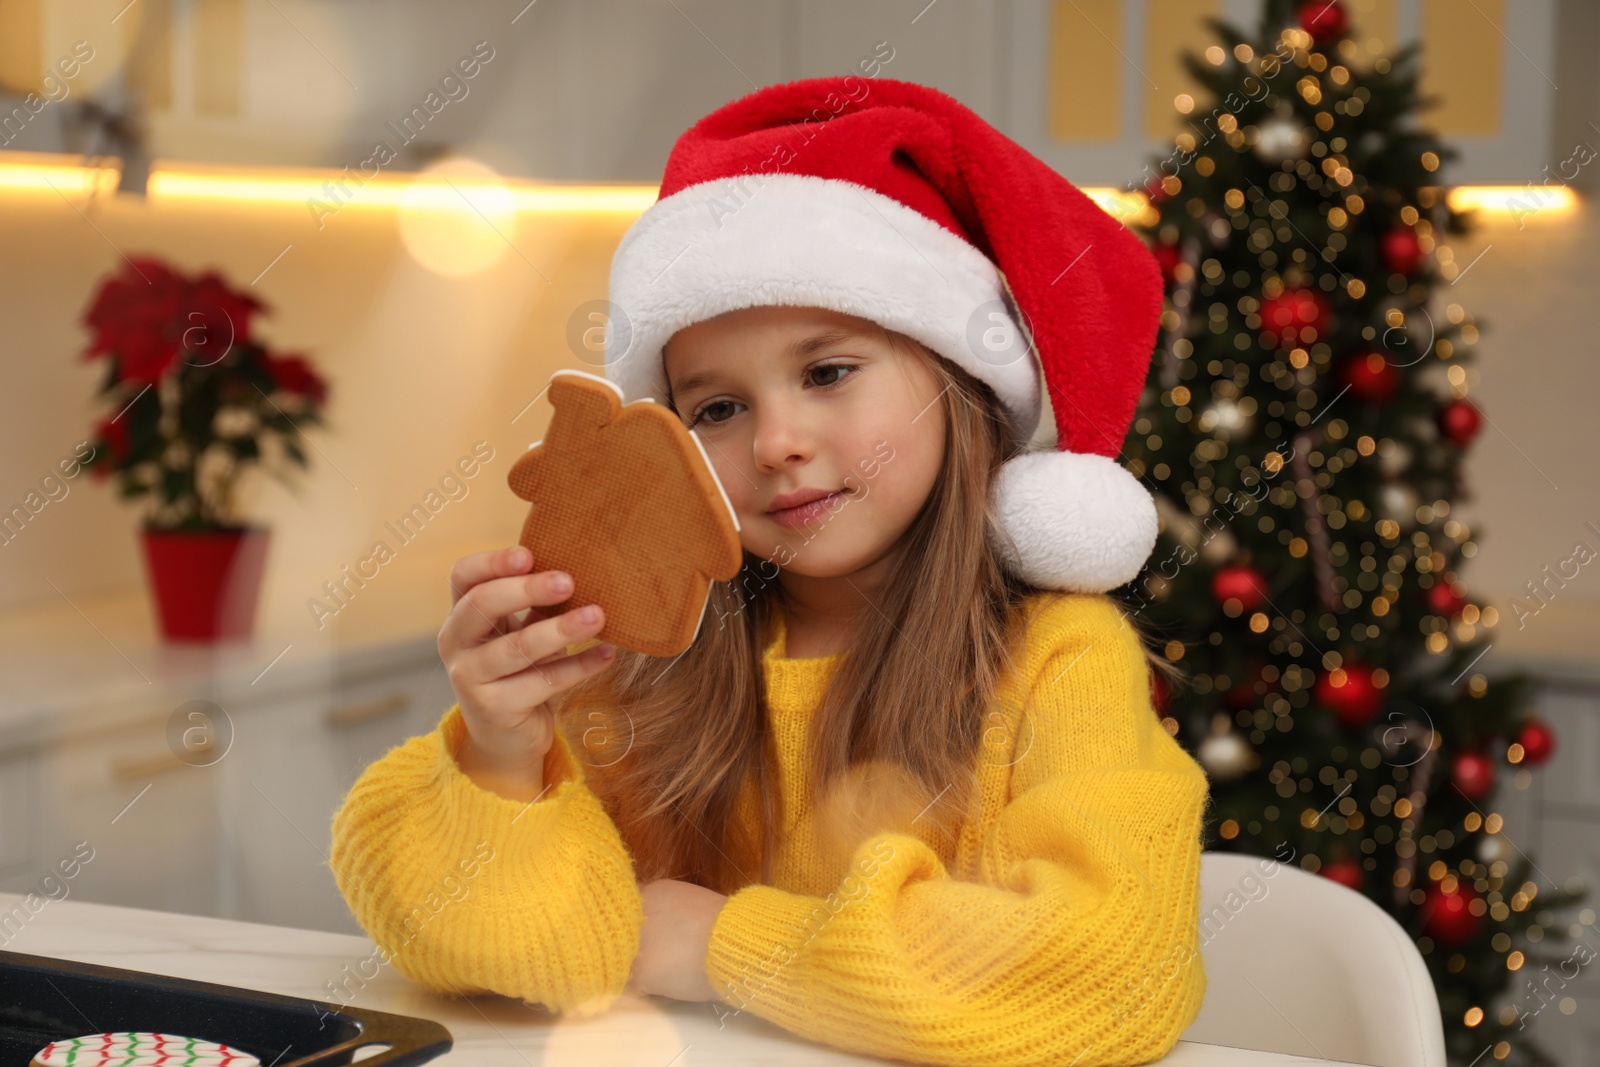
[[1119, 2, 1586, 1064]]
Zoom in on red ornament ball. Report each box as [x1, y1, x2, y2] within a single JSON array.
[[1518, 718, 1556, 766], [1259, 288, 1328, 346], [1222, 682, 1256, 711], [1426, 580, 1468, 618], [1316, 662, 1385, 730], [1298, 0, 1349, 44], [1319, 859, 1365, 891], [1422, 883, 1482, 948], [1212, 564, 1270, 613], [1224, 661, 1277, 710], [1150, 671, 1171, 715], [1152, 241, 1182, 282], [1451, 750, 1497, 800], [1381, 227, 1425, 275], [1342, 351, 1400, 404], [1438, 400, 1483, 446]]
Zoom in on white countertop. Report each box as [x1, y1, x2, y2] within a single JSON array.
[[0, 891, 1377, 1067]]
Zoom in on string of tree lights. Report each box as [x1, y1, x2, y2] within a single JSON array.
[[1119, 2, 1588, 1065]]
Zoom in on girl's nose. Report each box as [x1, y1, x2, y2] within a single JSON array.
[[751, 404, 814, 472]]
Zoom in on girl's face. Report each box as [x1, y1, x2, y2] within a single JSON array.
[[662, 305, 946, 582]]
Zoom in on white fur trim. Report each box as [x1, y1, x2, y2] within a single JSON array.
[[989, 450, 1158, 592], [605, 173, 1041, 442]]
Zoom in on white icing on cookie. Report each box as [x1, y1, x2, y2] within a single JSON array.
[[32, 1032, 260, 1066]]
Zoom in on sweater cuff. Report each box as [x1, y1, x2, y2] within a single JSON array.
[[383, 704, 642, 1012], [432, 704, 586, 844], [704, 882, 823, 1011]]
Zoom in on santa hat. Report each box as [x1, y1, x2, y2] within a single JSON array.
[[603, 76, 1162, 593]]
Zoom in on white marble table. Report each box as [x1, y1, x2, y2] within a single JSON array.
[[0, 891, 1375, 1066]]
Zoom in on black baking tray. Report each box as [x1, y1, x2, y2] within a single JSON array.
[[0, 949, 451, 1066]]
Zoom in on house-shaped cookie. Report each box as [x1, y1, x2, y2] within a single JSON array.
[[507, 369, 743, 658]]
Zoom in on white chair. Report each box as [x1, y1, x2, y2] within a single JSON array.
[[1180, 851, 1446, 1067]]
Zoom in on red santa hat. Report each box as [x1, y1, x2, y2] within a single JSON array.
[[603, 76, 1162, 593]]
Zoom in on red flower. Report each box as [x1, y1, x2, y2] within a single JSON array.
[[183, 270, 264, 369], [89, 416, 130, 481], [81, 258, 265, 385], [261, 352, 329, 406]]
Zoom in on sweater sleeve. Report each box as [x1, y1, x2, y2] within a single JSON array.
[[702, 595, 1213, 1067], [328, 702, 644, 1016]]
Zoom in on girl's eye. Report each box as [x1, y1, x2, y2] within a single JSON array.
[[686, 362, 857, 430], [689, 400, 740, 429], [808, 362, 857, 388]]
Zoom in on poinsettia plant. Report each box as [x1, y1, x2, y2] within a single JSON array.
[[79, 256, 330, 531]]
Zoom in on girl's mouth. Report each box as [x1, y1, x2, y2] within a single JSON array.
[[767, 489, 851, 528]]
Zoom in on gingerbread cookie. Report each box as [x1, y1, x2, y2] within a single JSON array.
[[31, 1032, 259, 1066], [507, 369, 743, 657]]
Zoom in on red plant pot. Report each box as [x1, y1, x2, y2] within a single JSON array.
[[139, 524, 271, 642]]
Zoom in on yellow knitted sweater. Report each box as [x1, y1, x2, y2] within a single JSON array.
[[329, 592, 1212, 1067]]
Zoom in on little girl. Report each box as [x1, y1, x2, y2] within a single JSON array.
[[331, 76, 1211, 1067]]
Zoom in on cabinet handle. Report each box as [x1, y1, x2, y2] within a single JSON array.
[[112, 739, 214, 782], [325, 691, 411, 729]]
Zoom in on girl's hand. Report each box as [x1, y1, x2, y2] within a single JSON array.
[[626, 879, 729, 1003], [438, 546, 616, 799]]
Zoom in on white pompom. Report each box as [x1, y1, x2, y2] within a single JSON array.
[[988, 450, 1159, 593]]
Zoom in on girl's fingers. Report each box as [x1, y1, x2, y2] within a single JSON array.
[[481, 639, 617, 713], [530, 637, 578, 667], [465, 603, 606, 686], [445, 547, 533, 640], [444, 567, 577, 651], [449, 546, 530, 608]]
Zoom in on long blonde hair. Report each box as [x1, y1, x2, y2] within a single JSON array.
[[552, 328, 1170, 894]]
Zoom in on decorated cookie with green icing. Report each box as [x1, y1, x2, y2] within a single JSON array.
[[31, 1032, 260, 1067]]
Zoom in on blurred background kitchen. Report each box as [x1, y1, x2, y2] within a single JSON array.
[[0, 0, 1597, 1062]]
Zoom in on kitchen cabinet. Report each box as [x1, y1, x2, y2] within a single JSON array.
[[220, 646, 453, 935], [0, 544, 472, 938], [6, 0, 1585, 187], [1485, 661, 1600, 1064], [0, 635, 447, 937]]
